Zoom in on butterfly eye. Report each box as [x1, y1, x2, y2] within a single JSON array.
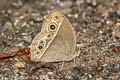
[[48, 22, 57, 32]]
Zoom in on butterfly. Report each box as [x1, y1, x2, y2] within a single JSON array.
[[30, 10, 78, 62]]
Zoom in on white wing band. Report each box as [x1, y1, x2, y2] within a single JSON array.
[[38, 19, 64, 59]]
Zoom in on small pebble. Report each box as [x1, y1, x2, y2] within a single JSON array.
[[15, 62, 25, 68]]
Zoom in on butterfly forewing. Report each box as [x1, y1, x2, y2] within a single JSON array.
[[30, 10, 64, 61]]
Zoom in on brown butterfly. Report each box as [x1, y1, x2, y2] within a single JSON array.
[[30, 10, 79, 62]]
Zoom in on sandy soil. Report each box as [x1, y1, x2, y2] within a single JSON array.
[[0, 0, 120, 80]]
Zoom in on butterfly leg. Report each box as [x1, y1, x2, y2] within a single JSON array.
[[73, 57, 76, 65], [60, 61, 65, 70]]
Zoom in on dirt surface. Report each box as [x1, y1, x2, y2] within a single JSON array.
[[0, 0, 120, 80]]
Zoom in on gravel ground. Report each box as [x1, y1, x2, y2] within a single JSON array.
[[0, 0, 120, 80]]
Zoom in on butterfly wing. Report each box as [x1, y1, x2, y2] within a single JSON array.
[[30, 10, 64, 61], [39, 10, 77, 62]]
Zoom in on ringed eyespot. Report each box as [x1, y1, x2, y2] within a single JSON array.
[[38, 45, 43, 49], [38, 40, 45, 50], [36, 52, 39, 54], [46, 33, 53, 39], [48, 22, 57, 32], [40, 40, 44, 44], [55, 16, 58, 19]]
